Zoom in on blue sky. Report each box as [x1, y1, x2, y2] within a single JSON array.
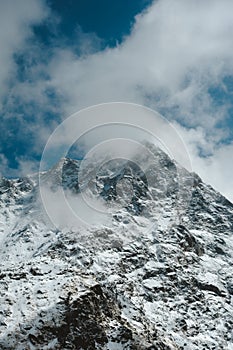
[[0, 0, 152, 173], [0, 0, 233, 201], [46, 0, 152, 46]]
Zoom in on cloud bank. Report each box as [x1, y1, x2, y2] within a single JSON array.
[[47, 0, 233, 201]]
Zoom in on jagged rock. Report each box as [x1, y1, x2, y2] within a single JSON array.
[[0, 144, 233, 349]]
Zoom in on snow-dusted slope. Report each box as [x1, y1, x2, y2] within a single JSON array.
[[0, 145, 233, 349]]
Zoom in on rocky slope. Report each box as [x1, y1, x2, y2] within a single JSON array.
[[0, 144, 233, 349]]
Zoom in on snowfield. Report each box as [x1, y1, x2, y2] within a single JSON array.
[[0, 145, 233, 349]]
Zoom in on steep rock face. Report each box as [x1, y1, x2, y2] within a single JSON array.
[[0, 145, 233, 350]]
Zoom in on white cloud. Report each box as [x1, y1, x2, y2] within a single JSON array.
[[47, 0, 233, 128], [0, 0, 48, 106], [174, 123, 233, 202], [40, 184, 110, 230], [202, 143, 233, 202]]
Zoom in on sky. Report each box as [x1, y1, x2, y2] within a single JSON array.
[[0, 0, 233, 202]]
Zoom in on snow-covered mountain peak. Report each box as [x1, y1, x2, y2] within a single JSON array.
[[0, 143, 233, 349]]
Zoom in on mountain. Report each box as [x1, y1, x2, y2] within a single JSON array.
[[0, 144, 232, 350]]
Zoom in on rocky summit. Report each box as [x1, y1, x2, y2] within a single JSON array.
[[0, 144, 233, 349]]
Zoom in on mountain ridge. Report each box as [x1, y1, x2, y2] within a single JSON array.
[[0, 144, 233, 349]]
